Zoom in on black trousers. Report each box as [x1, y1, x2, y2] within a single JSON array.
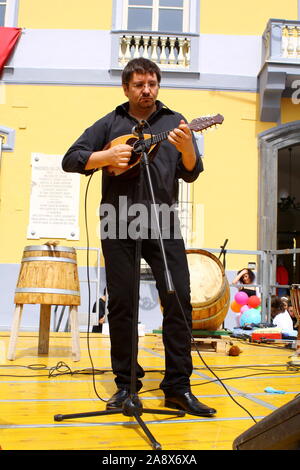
[[101, 236, 193, 394]]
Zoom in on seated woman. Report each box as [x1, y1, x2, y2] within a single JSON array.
[[232, 268, 257, 297], [271, 296, 294, 333]]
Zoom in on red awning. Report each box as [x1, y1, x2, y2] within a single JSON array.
[[0, 27, 22, 74]]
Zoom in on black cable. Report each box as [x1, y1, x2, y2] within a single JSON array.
[[139, 366, 300, 395], [84, 171, 107, 403], [1, 361, 299, 379], [49, 361, 73, 378], [0, 363, 48, 370], [190, 370, 300, 387], [134, 123, 258, 423], [80, 134, 291, 422], [173, 290, 258, 424], [48, 361, 107, 378]]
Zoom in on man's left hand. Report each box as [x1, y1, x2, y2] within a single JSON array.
[[168, 119, 194, 154]]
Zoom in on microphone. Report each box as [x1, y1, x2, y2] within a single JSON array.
[[132, 120, 146, 137]]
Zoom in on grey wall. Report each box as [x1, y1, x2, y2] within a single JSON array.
[[4, 29, 261, 91]]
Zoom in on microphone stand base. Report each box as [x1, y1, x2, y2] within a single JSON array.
[[54, 397, 185, 450]]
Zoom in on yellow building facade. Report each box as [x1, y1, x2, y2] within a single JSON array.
[[0, 0, 300, 330]]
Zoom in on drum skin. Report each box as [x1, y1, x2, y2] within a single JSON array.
[[186, 249, 230, 331]]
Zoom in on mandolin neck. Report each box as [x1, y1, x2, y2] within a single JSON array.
[[135, 114, 223, 148], [144, 128, 179, 146]]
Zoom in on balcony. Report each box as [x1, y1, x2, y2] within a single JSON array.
[[110, 30, 199, 76], [259, 19, 300, 122]]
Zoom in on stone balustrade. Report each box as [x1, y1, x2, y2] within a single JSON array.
[[118, 33, 190, 68], [281, 24, 300, 59], [262, 19, 300, 62]]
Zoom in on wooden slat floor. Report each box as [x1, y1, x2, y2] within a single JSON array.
[[0, 330, 299, 451]]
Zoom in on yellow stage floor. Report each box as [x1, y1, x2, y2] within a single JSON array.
[[0, 331, 299, 451]]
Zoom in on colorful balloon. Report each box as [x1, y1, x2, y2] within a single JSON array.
[[231, 300, 241, 313], [247, 295, 261, 308], [234, 291, 249, 305], [241, 305, 250, 314], [240, 308, 261, 327]]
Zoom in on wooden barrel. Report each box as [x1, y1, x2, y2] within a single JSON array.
[[186, 249, 230, 331], [14, 245, 81, 306]]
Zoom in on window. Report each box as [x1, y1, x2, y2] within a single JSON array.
[[0, 0, 19, 26], [112, 1, 200, 83], [0, 126, 16, 151], [0, 1, 7, 26], [178, 180, 193, 245], [124, 0, 190, 33]]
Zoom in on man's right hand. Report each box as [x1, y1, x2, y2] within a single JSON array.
[[85, 143, 132, 171], [106, 144, 132, 168]]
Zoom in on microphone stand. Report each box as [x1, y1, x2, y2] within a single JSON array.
[[218, 239, 228, 330], [218, 238, 228, 269], [53, 123, 185, 451]]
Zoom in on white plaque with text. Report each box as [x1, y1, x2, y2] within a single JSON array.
[[27, 153, 80, 240]]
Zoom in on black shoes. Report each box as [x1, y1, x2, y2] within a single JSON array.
[[164, 391, 216, 417], [106, 388, 216, 417], [106, 388, 142, 410], [106, 389, 130, 409]]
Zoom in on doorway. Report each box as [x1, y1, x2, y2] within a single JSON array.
[[258, 121, 300, 254], [277, 144, 300, 285]]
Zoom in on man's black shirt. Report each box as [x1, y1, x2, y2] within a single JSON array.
[[62, 100, 203, 238], [62, 100, 203, 204]]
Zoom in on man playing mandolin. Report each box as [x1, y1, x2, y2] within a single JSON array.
[[62, 58, 217, 417]]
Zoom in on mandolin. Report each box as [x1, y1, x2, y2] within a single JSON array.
[[104, 114, 224, 178]]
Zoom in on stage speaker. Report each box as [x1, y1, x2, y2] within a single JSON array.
[[233, 395, 300, 450]]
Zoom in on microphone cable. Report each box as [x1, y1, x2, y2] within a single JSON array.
[[83, 170, 107, 403], [139, 121, 257, 424], [83, 140, 257, 423], [82, 120, 152, 404], [173, 290, 257, 424]]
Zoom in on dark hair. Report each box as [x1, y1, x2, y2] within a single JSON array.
[[237, 268, 255, 283], [271, 296, 285, 318], [121, 58, 161, 85]]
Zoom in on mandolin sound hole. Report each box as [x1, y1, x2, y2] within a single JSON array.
[[126, 138, 138, 146], [126, 137, 140, 165]]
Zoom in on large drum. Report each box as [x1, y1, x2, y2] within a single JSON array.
[[290, 285, 300, 323], [186, 249, 230, 331], [14, 245, 81, 306], [289, 285, 300, 355]]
